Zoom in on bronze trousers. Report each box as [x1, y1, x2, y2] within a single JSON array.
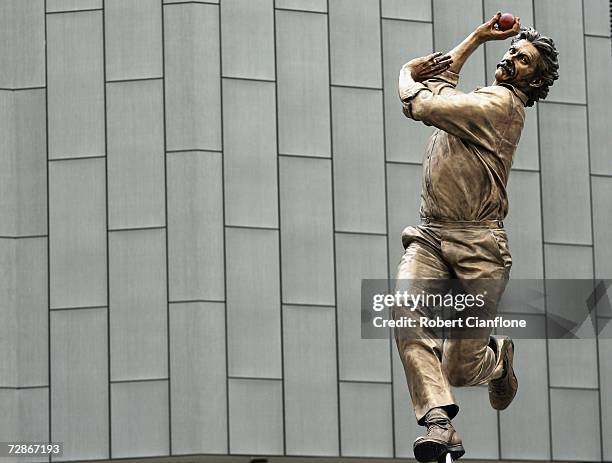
[[393, 220, 512, 424]]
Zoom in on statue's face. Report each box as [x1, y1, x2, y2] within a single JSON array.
[[495, 39, 542, 92]]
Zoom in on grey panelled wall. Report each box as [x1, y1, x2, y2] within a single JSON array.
[[0, 0, 611, 462]]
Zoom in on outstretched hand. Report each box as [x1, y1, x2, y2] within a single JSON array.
[[475, 12, 521, 42], [402, 52, 453, 82]]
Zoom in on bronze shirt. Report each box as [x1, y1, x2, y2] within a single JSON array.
[[399, 70, 528, 221]]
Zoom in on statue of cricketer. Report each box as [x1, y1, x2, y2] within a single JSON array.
[[394, 13, 559, 462]]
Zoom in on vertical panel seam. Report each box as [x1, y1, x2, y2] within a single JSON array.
[[160, 0, 172, 455], [481, 0, 488, 87], [378, 0, 395, 458], [430, 0, 435, 51], [217, 0, 231, 455], [326, 0, 342, 456], [101, 0, 112, 458], [271, 0, 287, 456], [44, 0, 52, 459], [582, 0, 605, 460], [532, 2, 554, 459]]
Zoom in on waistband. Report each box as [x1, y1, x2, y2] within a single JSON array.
[[421, 217, 504, 229]]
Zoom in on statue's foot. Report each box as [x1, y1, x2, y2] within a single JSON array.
[[413, 408, 465, 462], [488, 335, 518, 410]]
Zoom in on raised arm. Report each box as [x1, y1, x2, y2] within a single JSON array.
[[447, 12, 521, 74]]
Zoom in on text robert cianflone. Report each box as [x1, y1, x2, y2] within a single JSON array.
[[372, 316, 527, 329], [372, 290, 486, 312]]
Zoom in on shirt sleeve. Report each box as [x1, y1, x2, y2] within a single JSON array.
[[421, 69, 461, 96], [401, 85, 512, 151], [399, 69, 461, 103]]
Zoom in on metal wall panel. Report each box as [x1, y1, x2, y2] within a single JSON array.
[[539, 103, 591, 244], [550, 388, 601, 461], [1, 238, 48, 387], [107, 80, 165, 229], [167, 151, 224, 302], [339, 382, 393, 457], [50, 308, 108, 461], [545, 244, 598, 390], [332, 87, 386, 234], [0, 390, 19, 462], [164, 3, 221, 151], [222, 78, 278, 228], [505, 170, 544, 278], [276, 10, 330, 157], [47, 10, 105, 159], [386, 163, 422, 277], [381, 0, 431, 21], [583, 0, 610, 36], [336, 233, 390, 382], [221, 0, 275, 80], [226, 227, 281, 379], [511, 108, 539, 171], [534, 0, 586, 104], [382, 19, 434, 163], [13, 237, 47, 387], [0, 239, 18, 387], [228, 378, 284, 455], [544, 243, 593, 278], [329, 0, 381, 88], [0, 91, 17, 237], [109, 228, 167, 381], [279, 156, 335, 305], [283, 305, 339, 456], [49, 158, 107, 309], [433, 0, 485, 92], [0, 388, 48, 463], [548, 338, 599, 390], [452, 387, 499, 459], [104, 0, 163, 81], [0, 89, 47, 236], [0, 0, 45, 88], [593, 176, 612, 278], [586, 36, 612, 175], [110, 380, 169, 458], [170, 302, 227, 454]]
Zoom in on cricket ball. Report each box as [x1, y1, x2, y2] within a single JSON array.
[[497, 13, 515, 31]]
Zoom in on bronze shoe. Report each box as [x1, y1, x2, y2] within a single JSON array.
[[488, 335, 518, 410], [413, 408, 465, 462]]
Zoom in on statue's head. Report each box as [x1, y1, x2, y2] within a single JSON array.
[[495, 27, 559, 106]]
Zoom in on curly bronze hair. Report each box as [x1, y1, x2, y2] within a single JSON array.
[[511, 27, 559, 107]]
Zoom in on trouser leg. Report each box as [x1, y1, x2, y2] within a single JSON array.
[[394, 226, 458, 424], [440, 227, 512, 387]]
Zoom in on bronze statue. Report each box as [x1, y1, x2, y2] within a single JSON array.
[[394, 13, 559, 463]]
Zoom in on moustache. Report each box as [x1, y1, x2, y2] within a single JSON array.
[[496, 60, 515, 78]]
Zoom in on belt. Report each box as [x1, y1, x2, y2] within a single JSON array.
[[421, 217, 504, 229]]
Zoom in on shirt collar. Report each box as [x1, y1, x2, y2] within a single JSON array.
[[498, 83, 529, 106]]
